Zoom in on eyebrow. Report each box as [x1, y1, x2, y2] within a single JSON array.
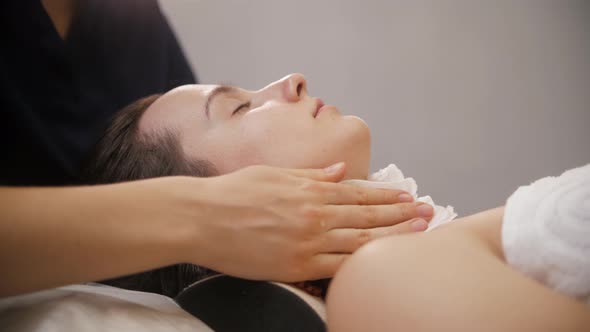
[[205, 85, 240, 119]]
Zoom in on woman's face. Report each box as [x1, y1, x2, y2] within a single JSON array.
[[139, 74, 371, 179]]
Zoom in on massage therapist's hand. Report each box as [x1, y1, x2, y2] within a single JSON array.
[[0, 162, 431, 297], [183, 162, 433, 282]]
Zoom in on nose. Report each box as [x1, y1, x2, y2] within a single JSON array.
[[256, 73, 307, 104]]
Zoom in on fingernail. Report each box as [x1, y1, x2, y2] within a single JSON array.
[[324, 162, 344, 174], [398, 193, 414, 203], [411, 219, 428, 232], [416, 204, 434, 218]]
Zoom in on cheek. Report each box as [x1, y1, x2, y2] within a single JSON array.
[[198, 118, 285, 173], [281, 115, 371, 173], [239, 113, 317, 167], [239, 116, 292, 156], [239, 113, 370, 171], [195, 112, 371, 174]]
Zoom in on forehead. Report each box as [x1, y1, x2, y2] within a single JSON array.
[[138, 84, 216, 135]]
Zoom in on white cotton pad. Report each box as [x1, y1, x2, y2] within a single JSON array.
[[341, 164, 457, 231]]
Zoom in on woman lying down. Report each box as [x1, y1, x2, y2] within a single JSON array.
[[83, 73, 590, 331]]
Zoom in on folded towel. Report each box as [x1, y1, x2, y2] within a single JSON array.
[[342, 164, 457, 231], [502, 163, 590, 304]]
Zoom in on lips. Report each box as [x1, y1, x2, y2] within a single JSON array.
[[313, 98, 325, 118]]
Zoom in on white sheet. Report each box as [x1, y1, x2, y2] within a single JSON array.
[[0, 283, 213, 332]]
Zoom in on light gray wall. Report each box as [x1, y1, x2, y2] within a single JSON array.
[[160, 0, 590, 215]]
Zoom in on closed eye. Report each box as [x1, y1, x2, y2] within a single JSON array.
[[232, 101, 251, 115]]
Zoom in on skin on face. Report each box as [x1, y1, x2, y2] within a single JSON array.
[[139, 73, 371, 179]]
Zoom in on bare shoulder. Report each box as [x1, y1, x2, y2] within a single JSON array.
[[430, 206, 505, 259], [328, 206, 590, 332]]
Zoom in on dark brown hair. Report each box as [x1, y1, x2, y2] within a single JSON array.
[[83, 94, 219, 297], [84, 94, 215, 184]]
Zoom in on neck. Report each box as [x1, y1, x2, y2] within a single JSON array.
[[342, 169, 369, 181], [41, 0, 78, 40]]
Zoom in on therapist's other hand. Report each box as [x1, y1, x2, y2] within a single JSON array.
[[184, 162, 433, 282]]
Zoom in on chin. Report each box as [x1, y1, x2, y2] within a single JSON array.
[[344, 115, 371, 149], [343, 115, 370, 134]]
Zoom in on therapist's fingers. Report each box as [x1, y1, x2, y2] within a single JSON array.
[[304, 254, 350, 280], [321, 202, 433, 230], [284, 162, 347, 182], [282, 162, 414, 206], [314, 182, 414, 205], [292, 217, 429, 280], [320, 218, 429, 253]]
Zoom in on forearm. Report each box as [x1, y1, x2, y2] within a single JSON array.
[[0, 177, 201, 297]]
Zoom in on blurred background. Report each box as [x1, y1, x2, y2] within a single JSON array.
[[160, 0, 590, 215]]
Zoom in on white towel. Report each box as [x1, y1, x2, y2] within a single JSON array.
[[502, 163, 590, 304], [342, 164, 457, 231]]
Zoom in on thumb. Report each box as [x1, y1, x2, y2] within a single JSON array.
[[286, 162, 346, 182]]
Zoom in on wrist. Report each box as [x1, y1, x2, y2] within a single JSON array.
[[88, 177, 209, 275], [146, 176, 218, 267]]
